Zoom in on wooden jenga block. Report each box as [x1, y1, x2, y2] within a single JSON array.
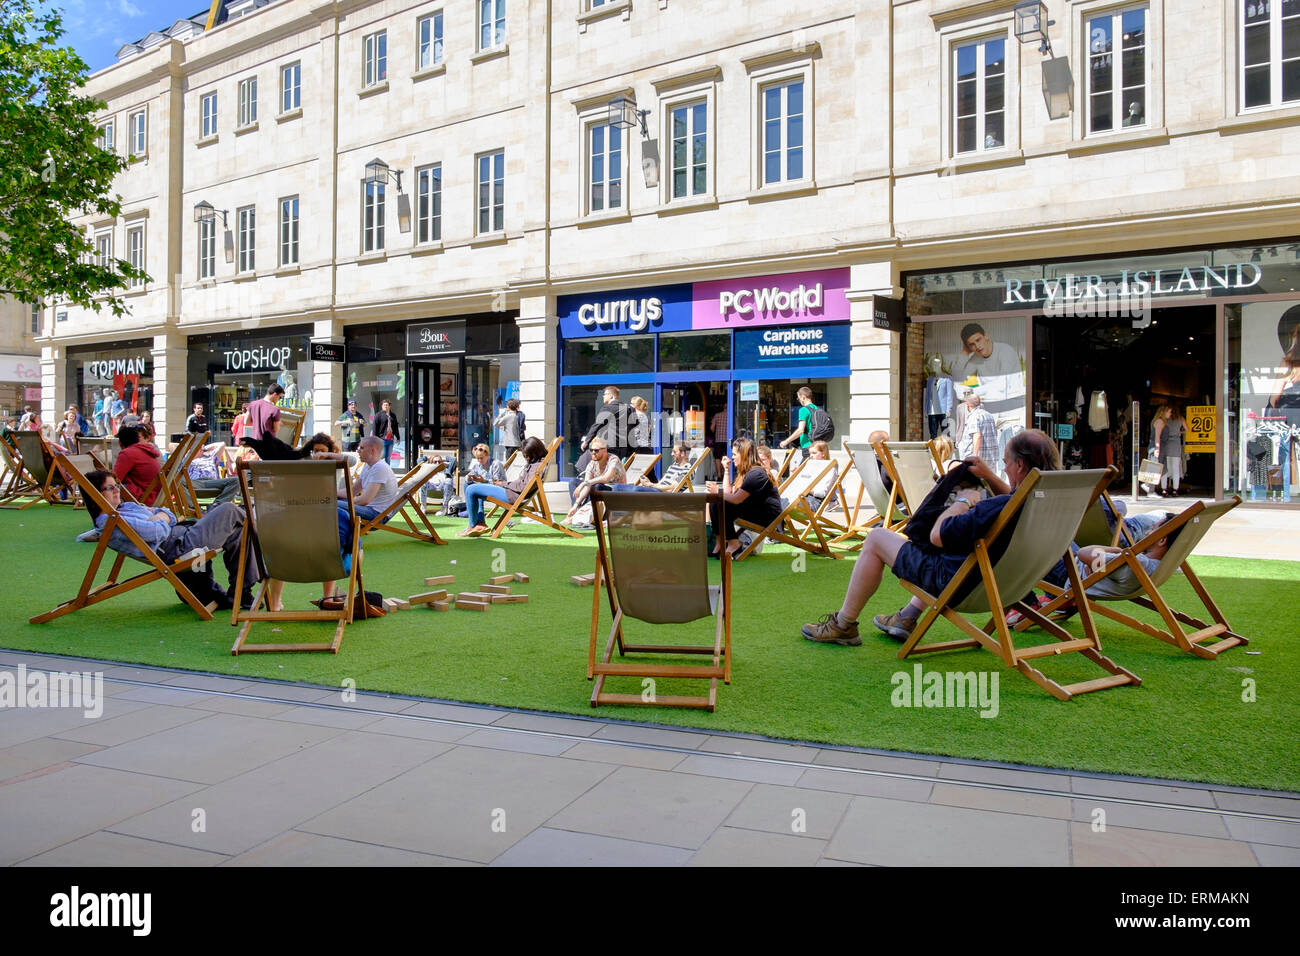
[[384, 597, 410, 611], [430, 601, 451, 611], [456, 598, 489, 611], [480, 584, 511, 594], [424, 575, 456, 586], [488, 574, 516, 585], [513, 572, 529, 583], [409, 589, 448, 605], [571, 573, 596, 586], [457, 591, 493, 603], [491, 593, 529, 604]]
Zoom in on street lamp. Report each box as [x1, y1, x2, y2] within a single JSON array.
[[193, 200, 235, 263], [1013, 1, 1073, 120], [608, 96, 649, 137], [364, 158, 411, 232]]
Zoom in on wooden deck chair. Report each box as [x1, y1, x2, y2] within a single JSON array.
[[230, 459, 366, 654], [734, 459, 842, 561], [776, 447, 797, 482], [673, 447, 713, 492], [30, 454, 220, 624], [357, 459, 448, 544], [275, 408, 306, 448], [1033, 497, 1248, 660], [783, 455, 856, 542], [6, 431, 73, 508], [622, 452, 662, 485], [483, 448, 533, 522], [486, 436, 581, 539], [879, 441, 938, 517], [832, 440, 907, 547], [0, 434, 41, 505], [894, 467, 1140, 700], [55, 454, 99, 510], [1072, 489, 1126, 549], [135, 432, 199, 510], [588, 490, 732, 712]]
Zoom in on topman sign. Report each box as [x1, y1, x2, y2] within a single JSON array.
[[1004, 262, 1263, 305]]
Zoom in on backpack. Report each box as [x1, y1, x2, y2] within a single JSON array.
[[809, 406, 835, 442]]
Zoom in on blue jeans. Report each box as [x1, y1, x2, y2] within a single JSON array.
[[382, 438, 395, 463], [465, 482, 511, 526], [610, 483, 660, 493], [338, 503, 382, 559]]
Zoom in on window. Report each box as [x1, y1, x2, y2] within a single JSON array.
[[760, 78, 805, 184], [669, 100, 708, 199], [954, 37, 1006, 154], [364, 31, 387, 87], [279, 197, 299, 266], [418, 12, 444, 69], [363, 181, 385, 252], [238, 77, 257, 127], [200, 92, 218, 138], [587, 121, 623, 213], [1088, 6, 1147, 132], [416, 164, 442, 242], [1242, 0, 1300, 109], [126, 225, 145, 288], [237, 206, 255, 273], [198, 219, 215, 279], [129, 110, 146, 156], [95, 230, 113, 268], [477, 149, 504, 234], [281, 62, 301, 113], [96, 121, 114, 152], [479, 0, 505, 50], [30, 302, 41, 335]]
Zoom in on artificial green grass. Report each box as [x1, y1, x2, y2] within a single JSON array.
[[3, 505, 1298, 791]]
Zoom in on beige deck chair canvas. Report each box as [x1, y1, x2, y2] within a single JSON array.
[[734, 458, 842, 561], [5, 431, 73, 508], [673, 447, 713, 492], [483, 450, 529, 522], [357, 459, 448, 545], [30, 454, 221, 624], [588, 490, 732, 712], [275, 409, 306, 448], [135, 432, 204, 513], [0, 434, 41, 505], [486, 436, 581, 539], [832, 440, 908, 547], [895, 467, 1141, 701], [622, 452, 662, 485], [1033, 497, 1248, 660], [230, 459, 366, 654], [879, 441, 938, 518]]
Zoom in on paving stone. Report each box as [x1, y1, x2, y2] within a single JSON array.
[[112, 731, 451, 855], [815, 857, 867, 866], [560, 740, 687, 771], [362, 714, 479, 744], [160, 673, 261, 693], [264, 706, 389, 731], [184, 695, 297, 718], [937, 762, 1073, 792], [489, 712, 607, 737], [1250, 843, 1300, 866], [811, 749, 943, 777], [74, 712, 344, 784], [591, 723, 708, 750], [825, 796, 1069, 866], [300, 745, 615, 863], [17, 831, 228, 867], [332, 693, 421, 714], [456, 727, 579, 756], [1070, 823, 1258, 867], [0, 698, 150, 748], [546, 766, 751, 850], [395, 700, 506, 723], [228, 683, 339, 704], [796, 766, 935, 802], [724, 783, 852, 840], [1068, 776, 1218, 807], [51, 703, 208, 747], [224, 831, 480, 867], [0, 736, 104, 781], [1212, 791, 1300, 818], [697, 736, 822, 763], [1071, 800, 1231, 839], [491, 828, 692, 867], [0, 765, 202, 866], [1222, 816, 1300, 848], [689, 827, 827, 866], [111, 685, 215, 707], [674, 753, 806, 786], [99, 665, 178, 684], [931, 783, 1072, 819]]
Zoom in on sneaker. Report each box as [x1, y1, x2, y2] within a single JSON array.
[[1005, 594, 1052, 627], [873, 611, 915, 641], [76, 528, 102, 543], [802, 612, 861, 646]]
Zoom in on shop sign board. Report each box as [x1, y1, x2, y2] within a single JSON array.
[[310, 342, 345, 363], [739, 381, 759, 402], [693, 268, 850, 330], [86, 356, 149, 379], [1055, 423, 1074, 440], [1186, 405, 1216, 453], [0, 355, 42, 384], [557, 284, 693, 338], [733, 324, 851, 370], [871, 295, 907, 332], [406, 320, 466, 357], [223, 346, 292, 372]]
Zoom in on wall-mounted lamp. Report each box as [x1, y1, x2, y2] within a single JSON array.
[[1014, 1, 1073, 120], [364, 158, 411, 232], [608, 96, 649, 137], [193, 200, 235, 263], [1013, 1, 1053, 54]]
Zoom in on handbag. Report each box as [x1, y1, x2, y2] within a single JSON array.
[[1137, 458, 1165, 485]]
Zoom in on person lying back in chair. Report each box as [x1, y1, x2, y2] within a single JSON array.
[[83, 469, 258, 610], [1039, 511, 1181, 604], [611, 442, 692, 493]]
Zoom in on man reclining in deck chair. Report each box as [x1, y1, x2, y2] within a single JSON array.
[[83, 469, 258, 610], [801, 430, 1061, 646], [610, 442, 692, 494], [313, 434, 398, 534]]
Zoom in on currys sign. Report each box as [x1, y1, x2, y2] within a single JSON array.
[[557, 284, 693, 338], [693, 268, 850, 330]]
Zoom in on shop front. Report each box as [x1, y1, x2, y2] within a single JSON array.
[[65, 341, 154, 436], [0, 354, 42, 422], [904, 240, 1300, 505], [186, 327, 314, 444], [343, 313, 519, 470], [556, 268, 852, 477]]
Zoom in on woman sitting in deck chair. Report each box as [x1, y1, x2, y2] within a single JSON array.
[[706, 437, 783, 559], [459, 435, 549, 537], [802, 429, 1061, 646]]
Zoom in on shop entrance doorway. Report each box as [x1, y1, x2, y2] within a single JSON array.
[[659, 381, 726, 480], [1032, 305, 1217, 493], [409, 360, 459, 461]]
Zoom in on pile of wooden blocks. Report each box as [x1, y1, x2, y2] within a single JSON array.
[[385, 572, 530, 613]]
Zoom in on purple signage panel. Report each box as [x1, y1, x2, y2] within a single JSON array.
[[691, 268, 851, 330]]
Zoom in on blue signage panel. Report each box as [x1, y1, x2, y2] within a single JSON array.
[[733, 323, 850, 371], [557, 283, 694, 339]]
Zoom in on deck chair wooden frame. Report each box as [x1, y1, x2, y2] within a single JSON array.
[[486, 436, 581, 539], [782, 456, 857, 543], [275, 408, 306, 448], [1032, 497, 1247, 660], [878, 441, 938, 518], [588, 490, 732, 711], [482, 449, 532, 523], [0, 434, 41, 506], [622, 452, 662, 485], [357, 459, 448, 545], [230, 459, 366, 654], [673, 447, 713, 492], [734, 458, 842, 561], [137, 432, 204, 512], [30, 454, 220, 624], [895, 467, 1141, 701], [831, 440, 906, 548], [4, 432, 73, 508], [776, 448, 798, 482]]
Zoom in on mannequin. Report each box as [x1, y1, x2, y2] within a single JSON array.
[[923, 355, 955, 439]]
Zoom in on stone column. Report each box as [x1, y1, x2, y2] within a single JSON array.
[[40, 343, 66, 427], [847, 260, 901, 441], [151, 331, 189, 445], [311, 317, 344, 441], [516, 294, 557, 472]]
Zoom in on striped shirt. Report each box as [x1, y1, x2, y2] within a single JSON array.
[[959, 406, 999, 469]]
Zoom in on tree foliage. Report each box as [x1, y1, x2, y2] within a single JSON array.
[[0, 0, 147, 316]]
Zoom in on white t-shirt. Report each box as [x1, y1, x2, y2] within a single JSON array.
[[952, 341, 1025, 402], [358, 460, 399, 513]]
